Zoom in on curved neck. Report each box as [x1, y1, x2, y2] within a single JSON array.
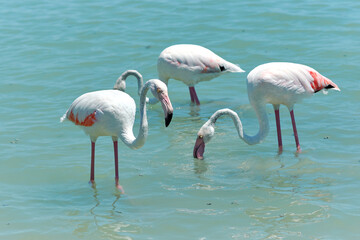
[[210, 105, 269, 145], [114, 70, 143, 96], [121, 81, 152, 149]]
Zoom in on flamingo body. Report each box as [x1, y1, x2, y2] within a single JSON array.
[[247, 62, 339, 109], [193, 62, 340, 159], [157, 44, 244, 105], [62, 90, 136, 144], [61, 78, 173, 190]]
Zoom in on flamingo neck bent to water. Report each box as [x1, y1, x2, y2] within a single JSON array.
[[210, 104, 269, 145]]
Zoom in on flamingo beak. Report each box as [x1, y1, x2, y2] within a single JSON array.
[[159, 92, 173, 127], [193, 136, 205, 160]]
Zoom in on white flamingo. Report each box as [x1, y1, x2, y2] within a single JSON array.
[[193, 62, 340, 159], [157, 44, 245, 105], [61, 73, 173, 191]]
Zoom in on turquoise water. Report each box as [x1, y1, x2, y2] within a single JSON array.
[[1, 0, 360, 239]]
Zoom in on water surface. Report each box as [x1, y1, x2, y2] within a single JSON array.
[[1, 0, 360, 239]]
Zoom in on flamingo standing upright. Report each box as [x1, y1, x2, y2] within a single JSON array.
[[156, 44, 245, 105], [193, 62, 340, 159], [61, 74, 173, 191]]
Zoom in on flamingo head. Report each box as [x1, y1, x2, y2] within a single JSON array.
[[113, 75, 126, 91], [193, 121, 215, 160], [150, 79, 173, 127], [114, 77, 126, 92]]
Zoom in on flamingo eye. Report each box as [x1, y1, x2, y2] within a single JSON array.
[[157, 88, 162, 93], [199, 135, 203, 139]]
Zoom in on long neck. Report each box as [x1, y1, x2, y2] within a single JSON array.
[[210, 105, 269, 145], [114, 70, 143, 96], [121, 81, 151, 149]]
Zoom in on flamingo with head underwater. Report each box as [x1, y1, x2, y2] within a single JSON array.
[[193, 62, 340, 159], [156, 44, 245, 105], [61, 70, 173, 191]]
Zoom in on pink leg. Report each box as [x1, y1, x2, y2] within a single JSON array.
[[274, 108, 283, 154], [188, 87, 195, 103], [114, 141, 119, 184], [189, 86, 200, 105], [290, 110, 301, 152], [90, 141, 95, 185], [113, 141, 124, 193]]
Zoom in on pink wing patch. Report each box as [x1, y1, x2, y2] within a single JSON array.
[[68, 110, 97, 127], [201, 66, 209, 73], [309, 71, 338, 92], [201, 59, 220, 73]]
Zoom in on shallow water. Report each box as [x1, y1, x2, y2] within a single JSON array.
[[1, 0, 360, 239]]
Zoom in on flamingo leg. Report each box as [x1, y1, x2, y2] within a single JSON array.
[[273, 106, 283, 153], [189, 86, 200, 105], [90, 141, 95, 185], [113, 141, 119, 185], [113, 140, 124, 193], [290, 110, 301, 152], [189, 87, 195, 103]]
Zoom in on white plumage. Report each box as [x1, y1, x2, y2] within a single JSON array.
[[247, 62, 339, 108], [193, 62, 340, 159], [157, 44, 244, 105], [61, 90, 135, 142], [61, 77, 173, 191]]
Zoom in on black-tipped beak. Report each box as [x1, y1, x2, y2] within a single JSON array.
[[165, 112, 173, 127], [159, 92, 174, 127], [193, 136, 205, 160]]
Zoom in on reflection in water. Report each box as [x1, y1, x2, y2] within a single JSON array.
[[274, 153, 285, 168], [90, 186, 100, 228], [72, 186, 101, 237], [193, 158, 208, 175], [189, 105, 200, 117], [88, 187, 123, 226], [243, 157, 333, 238], [111, 191, 122, 216], [77, 187, 127, 238]]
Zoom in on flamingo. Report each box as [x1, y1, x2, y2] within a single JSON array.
[[156, 44, 245, 105], [193, 62, 340, 159], [61, 74, 173, 191]]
